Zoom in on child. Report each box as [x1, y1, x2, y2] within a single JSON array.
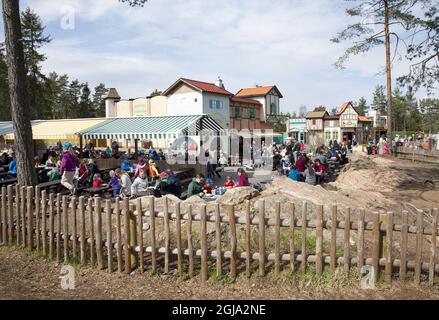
[[148, 159, 159, 177], [203, 178, 213, 194], [288, 165, 300, 181], [109, 170, 121, 197], [131, 171, 149, 197], [133, 157, 148, 180], [78, 159, 89, 186], [92, 173, 103, 188], [224, 176, 235, 188]]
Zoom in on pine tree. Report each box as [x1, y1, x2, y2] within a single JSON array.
[[372, 85, 387, 114], [21, 7, 51, 119], [93, 83, 107, 117], [0, 46, 11, 120], [355, 97, 368, 115], [78, 83, 92, 118]]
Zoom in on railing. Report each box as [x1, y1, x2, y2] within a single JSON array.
[[0, 185, 438, 286]]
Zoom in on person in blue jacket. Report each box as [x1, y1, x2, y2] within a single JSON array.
[[8, 153, 17, 176], [288, 165, 299, 181]]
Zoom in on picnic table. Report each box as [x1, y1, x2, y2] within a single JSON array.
[[0, 177, 17, 187]]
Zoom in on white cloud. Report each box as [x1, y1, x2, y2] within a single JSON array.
[[12, 0, 431, 112]]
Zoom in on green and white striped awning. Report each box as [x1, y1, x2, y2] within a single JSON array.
[[76, 115, 224, 140]]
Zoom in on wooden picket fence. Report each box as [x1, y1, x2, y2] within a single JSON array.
[[0, 184, 439, 286]]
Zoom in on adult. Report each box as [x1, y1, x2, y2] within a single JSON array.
[[295, 154, 307, 173], [8, 153, 17, 176], [292, 139, 301, 162], [87, 159, 100, 186], [304, 165, 317, 185], [133, 157, 148, 180], [115, 169, 132, 198], [84, 140, 95, 158], [187, 174, 205, 198], [60, 142, 78, 195], [162, 170, 181, 198], [111, 140, 119, 157]]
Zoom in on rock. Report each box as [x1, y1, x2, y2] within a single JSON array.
[[217, 187, 260, 206]]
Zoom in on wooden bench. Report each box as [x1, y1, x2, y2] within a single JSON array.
[[38, 180, 62, 193], [0, 177, 17, 187]]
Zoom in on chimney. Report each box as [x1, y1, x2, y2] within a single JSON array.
[[215, 76, 225, 89]]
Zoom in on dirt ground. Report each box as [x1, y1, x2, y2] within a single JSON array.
[[1, 246, 439, 300]]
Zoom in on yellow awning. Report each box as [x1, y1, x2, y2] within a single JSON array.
[[4, 118, 107, 140]]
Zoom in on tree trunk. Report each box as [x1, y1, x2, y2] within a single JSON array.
[[384, 0, 393, 140], [2, 0, 37, 186]]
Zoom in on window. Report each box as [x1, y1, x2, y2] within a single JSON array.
[[333, 132, 339, 141], [329, 120, 334, 127], [235, 106, 243, 118], [195, 98, 198, 102], [270, 102, 277, 115], [312, 119, 316, 125], [209, 99, 224, 109], [325, 132, 330, 141], [249, 107, 255, 119]]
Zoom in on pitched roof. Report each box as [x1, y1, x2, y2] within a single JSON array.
[[104, 88, 121, 100], [358, 115, 372, 122], [324, 115, 340, 120], [162, 78, 233, 96], [236, 85, 283, 98], [306, 111, 328, 119], [230, 96, 262, 105]]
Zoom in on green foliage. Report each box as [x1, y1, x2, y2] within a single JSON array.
[[354, 97, 368, 116], [149, 89, 162, 97], [372, 85, 387, 114], [313, 106, 327, 112]]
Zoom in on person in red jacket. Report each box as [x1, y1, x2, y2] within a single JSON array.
[[224, 176, 235, 188], [312, 159, 327, 185]]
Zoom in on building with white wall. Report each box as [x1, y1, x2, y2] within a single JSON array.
[[235, 86, 283, 122], [162, 78, 233, 129]]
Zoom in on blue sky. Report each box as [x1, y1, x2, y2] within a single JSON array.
[[1, 0, 434, 114]]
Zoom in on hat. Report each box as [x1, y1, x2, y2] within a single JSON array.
[[63, 142, 72, 149], [206, 178, 214, 185]]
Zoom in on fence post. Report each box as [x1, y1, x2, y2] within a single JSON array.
[[115, 198, 122, 273], [41, 190, 47, 256], [95, 197, 104, 270], [385, 211, 394, 283], [274, 202, 281, 276], [149, 197, 157, 274], [136, 198, 144, 273], [21, 186, 26, 248], [63, 195, 69, 263], [379, 211, 387, 261], [26, 187, 33, 250], [163, 196, 170, 274], [258, 200, 265, 277], [289, 202, 296, 272], [301, 202, 307, 273], [176, 201, 183, 277], [429, 208, 438, 286], [227, 204, 237, 279], [15, 184, 20, 246], [34, 186, 40, 252], [330, 205, 337, 273], [1, 187, 6, 245], [79, 196, 86, 265], [7, 185, 13, 246], [245, 201, 251, 278], [400, 210, 408, 282], [201, 204, 208, 281], [129, 202, 138, 271], [187, 204, 194, 278], [343, 208, 351, 273], [316, 205, 323, 276], [372, 212, 380, 283], [357, 208, 365, 272], [71, 196, 78, 259], [414, 210, 423, 285]]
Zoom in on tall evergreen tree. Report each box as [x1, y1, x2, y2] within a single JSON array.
[[20, 7, 51, 119], [93, 83, 107, 117], [372, 85, 387, 114], [78, 82, 92, 118], [0, 46, 11, 120], [355, 97, 368, 115]]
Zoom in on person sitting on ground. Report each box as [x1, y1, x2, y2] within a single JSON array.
[[92, 173, 103, 188], [162, 170, 181, 198], [288, 165, 300, 181], [151, 151, 161, 161], [295, 154, 307, 173], [312, 159, 327, 185], [133, 157, 148, 180], [236, 168, 250, 187], [115, 169, 131, 198], [131, 171, 150, 197], [148, 159, 159, 177], [339, 153, 349, 165], [109, 170, 121, 197], [187, 174, 205, 198], [203, 178, 213, 194], [304, 164, 317, 186], [224, 176, 235, 188], [60, 143, 78, 195]]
